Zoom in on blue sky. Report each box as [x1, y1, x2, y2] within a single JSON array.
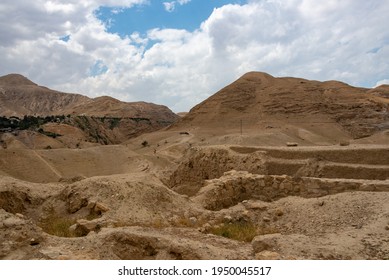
[[97, 1, 246, 38], [0, 0, 389, 112]]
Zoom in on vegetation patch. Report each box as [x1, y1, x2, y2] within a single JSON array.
[[38, 206, 92, 238], [208, 221, 258, 242], [108, 117, 122, 129], [130, 117, 151, 124], [208, 221, 278, 242], [0, 115, 66, 131], [39, 213, 78, 238]]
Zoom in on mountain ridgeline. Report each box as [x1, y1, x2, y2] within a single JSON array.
[[172, 72, 389, 139], [1, 72, 389, 149], [0, 74, 179, 147]]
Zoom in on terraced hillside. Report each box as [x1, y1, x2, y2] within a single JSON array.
[[167, 145, 389, 195]]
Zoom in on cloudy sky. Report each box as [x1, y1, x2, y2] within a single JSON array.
[[1, 0, 388, 112]]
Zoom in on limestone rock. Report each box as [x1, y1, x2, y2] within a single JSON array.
[[87, 201, 96, 209], [189, 217, 197, 226], [15, 213, 25, 219], [201, 223, 212, 232], [39, 248, 62, 260], [252, 233, 282, 253], [263, 216, 271, 222], [3, 216, 26, 228], [255, 250, 281, 260], [245, 201, 268, 211], [94, 202, 110, 213], [66, 191, 88, 213], [68, 224, 78, 233], [76, 219, 100, 235], [223, 215, 233, 223]]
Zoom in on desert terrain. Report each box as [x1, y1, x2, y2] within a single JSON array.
[[1, 72, 389, 260]]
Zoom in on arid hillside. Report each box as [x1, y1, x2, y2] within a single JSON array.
[[0, 74, 90, 117], [172, 72, 389, 141], [0, 74, 179, 146], [0, 74, 178, 120], [1, 72, 389, 260]]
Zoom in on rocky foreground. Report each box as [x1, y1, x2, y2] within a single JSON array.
[[1, 144, 389, 260]]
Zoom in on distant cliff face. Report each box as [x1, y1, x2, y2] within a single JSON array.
[[0, 74, 179, 145], [172, 72, 389, 139]]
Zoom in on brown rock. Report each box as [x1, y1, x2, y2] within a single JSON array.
[[189, 217, 198, 225], [76, 219, 100, 235], [3, 217, 25, 228], [201, 223, 212, 232], [274, 208, 284, 216], [87, 201, 96, 209], [68, 224, 78, 233], [29, 238, 40, 246], [252, 233, 281, 253], [245, 201, 268, 211], [15, 213, 25, 219], [286, 142, 298, 147], [223, 215, 233, 223], [255, 250, 281, 260], [263, 216, 271, 222], [67, 191, 88, 213], [94, 202, 110, 213]]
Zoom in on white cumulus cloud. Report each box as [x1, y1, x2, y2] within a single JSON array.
[[163, 0, 191, 12], [163, 2, 176, 12], [0, 0, 389, 113]]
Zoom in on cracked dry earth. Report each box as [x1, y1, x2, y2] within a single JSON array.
[[1, 144, 389, 260]]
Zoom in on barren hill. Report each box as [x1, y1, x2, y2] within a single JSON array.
[[0, 74, 90, 117], [172, 72, 389, 140], [0, 73, 37, 86], [68, 96, 176, 120], [0, 74, 178, 122], [0, 74, 178, 146]]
